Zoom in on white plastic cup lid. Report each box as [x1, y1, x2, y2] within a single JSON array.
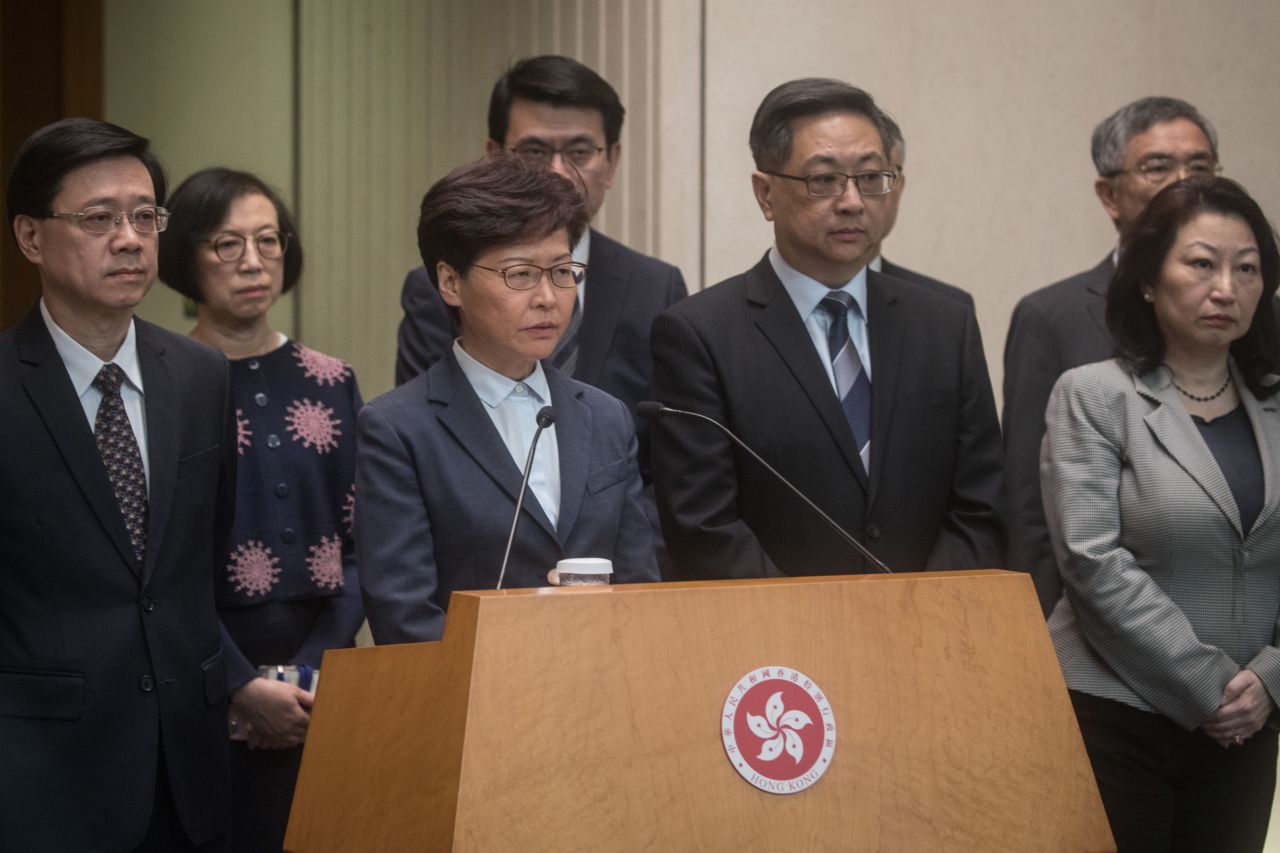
[[556, 557, 614, 575]]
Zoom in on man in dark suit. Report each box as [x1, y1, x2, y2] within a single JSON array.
[[1002, 97, 1220, 614], [394, 54, 687, 416], [0, 119, 236, 851], [872, 110, 974, 307], [650, 79, 1004, 580]]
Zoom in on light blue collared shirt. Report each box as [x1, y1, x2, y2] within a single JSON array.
[[573, 229, 590, 312], [452, 341, 561, 528], [769, 246, 872, 394], [39, 299, 150, 491]]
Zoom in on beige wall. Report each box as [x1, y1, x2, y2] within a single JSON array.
[[103, 0, 296, 338], [701, 0, 1280, 407]]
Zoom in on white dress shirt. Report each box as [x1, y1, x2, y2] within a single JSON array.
[[39, 299, 150, 490], [452, 340, 561, 528]]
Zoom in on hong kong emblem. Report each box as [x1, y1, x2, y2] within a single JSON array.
[[721, 665, 836, 794]]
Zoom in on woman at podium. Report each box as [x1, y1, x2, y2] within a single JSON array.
[[355, 155, 659, 645], [1042, 176, 1280, 852]]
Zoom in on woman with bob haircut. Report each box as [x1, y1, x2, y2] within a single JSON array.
[[159, 167, 364, 853], [355, 155, 659, 646], [1042, 175, 1280, 852]]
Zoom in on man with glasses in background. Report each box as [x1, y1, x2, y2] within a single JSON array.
[[650, 78, 1004, 580], [1003, 97, 1223, 615], [395, 54, 688, 421], [0, 118, 236, 852]]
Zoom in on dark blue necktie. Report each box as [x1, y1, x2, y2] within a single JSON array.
[[820, 292, 871, 469]]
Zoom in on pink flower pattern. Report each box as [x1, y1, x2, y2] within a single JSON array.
[[307, 534, 345, 590], [227, 540, 282, 597], [285, 399, 341, 454], [342, 486, 356, 536], [294, 344, 352, 386], [236, 408, 253, 455]]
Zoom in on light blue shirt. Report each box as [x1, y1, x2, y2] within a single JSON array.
[[573, 228, 590, 312], [452, 341, 561, 528], [39, 298, 150, 491], [769, 246, 872, 394]]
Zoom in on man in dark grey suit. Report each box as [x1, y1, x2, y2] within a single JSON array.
[[0, 119, 236, 851], [871, 110, 974, 307], [394, 55, 687, 416], [651, 79, 1004, 580], [1002, 97, 1220, 614]]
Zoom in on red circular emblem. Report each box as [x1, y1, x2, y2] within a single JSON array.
[[721, 666, 836, 794]]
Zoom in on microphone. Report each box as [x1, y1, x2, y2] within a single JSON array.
[[496, 405, 556, 590], [638, 401, 892, 574]]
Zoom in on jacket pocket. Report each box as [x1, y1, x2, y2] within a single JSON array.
[[0, 665, 85, 720], [587, 458, 629, 495], [177, 444, 221, 480], [201, 648, 227, 706]]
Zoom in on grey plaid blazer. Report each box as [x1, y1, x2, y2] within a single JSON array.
[[1043, 358, 1280, 730]]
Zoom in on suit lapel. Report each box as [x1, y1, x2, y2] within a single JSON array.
[[1138, 367, 1242, 536], [432, 352, 558, 541], [748, 259, 867, 489], [1238, 370, 1280, 538], [15, 307, 141, 575], [546, 368, 590, 542], [865, 271, 903, 507], [136, 321, 178, 584], [575, 229, 625, 388], [1083, 255, 1115, 344]]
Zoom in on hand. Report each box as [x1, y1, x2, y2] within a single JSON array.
[[546, 568, 561, 586], [230, 677, 314, 750], [1202, 670, 1274, 749]]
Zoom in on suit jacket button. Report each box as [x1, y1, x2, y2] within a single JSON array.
[[139, 675, 155, 692], [866, 524, 881, 539], [141, 597, 156, 612]]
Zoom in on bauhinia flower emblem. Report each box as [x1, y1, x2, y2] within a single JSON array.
[[747, 690, 813, 763]]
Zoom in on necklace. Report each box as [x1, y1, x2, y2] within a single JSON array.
[[1169, 372, 1232, 402]]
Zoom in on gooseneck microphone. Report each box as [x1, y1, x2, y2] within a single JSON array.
[[496, 405, 557, 590], [637, 401, 892, 573]]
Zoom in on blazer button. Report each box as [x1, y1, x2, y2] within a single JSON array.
[[254, 392, 269, 407], [141, 596, 156, 613], [266, 434, 282, 449], [275, 483, 289, 497], [139, 675, 155, 692], [866, 524, 881, 539], [281, 528, 296, 543]]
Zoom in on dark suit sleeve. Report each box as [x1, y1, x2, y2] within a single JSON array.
[[608, 404, 661, 583], [213, 360, 258, 691], [355, 401, 446, 644], [650, 308, 782, 580], [924, 304, 1006, 571], [295, 378, 366, 667], [394, 267, 458, 387], [1002, 295, 1065, 613]]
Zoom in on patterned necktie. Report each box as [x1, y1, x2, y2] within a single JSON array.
[[820, 292, 872, 470], [93, 364, 148, 565], [549, 295, 581, 376]]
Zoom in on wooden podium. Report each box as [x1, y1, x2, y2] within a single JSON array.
[[285, 570, 1114, 852]]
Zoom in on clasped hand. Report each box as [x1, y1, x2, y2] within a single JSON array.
[[1202, 669, 1273, 749], [230, 676, 314, 750]]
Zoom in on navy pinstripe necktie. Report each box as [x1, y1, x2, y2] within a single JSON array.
[[820, 292, 871, 469], [93, 364, 148, 564]]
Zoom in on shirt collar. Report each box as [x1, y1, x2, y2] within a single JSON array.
[[39, 298, 144, 397], [769, 245, 869, 322], [869, 255, 882, 273], [452, 340, 550, 408], [574, 228, 591, 265]]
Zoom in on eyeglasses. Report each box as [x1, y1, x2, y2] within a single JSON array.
[[204, 231, 290, 263], [472, 261, 587, 290], [47, 205, 169, 233], [1110, 158, 1222, 186], [507, 143, 607, 168], [766, 170, 897, 197]]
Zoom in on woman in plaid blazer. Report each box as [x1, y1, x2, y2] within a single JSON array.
[[1043, 176, 1280, 853]]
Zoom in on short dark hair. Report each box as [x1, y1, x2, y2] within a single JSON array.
[[487, 55, 625, 147], [1107, 176, 1280, 396], [418, 155, 589, 324], [157, 168, 303, 302], [749, 78, 889, 172], [6, 117, 167, 229], [1091, 96, 1218, 177]]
